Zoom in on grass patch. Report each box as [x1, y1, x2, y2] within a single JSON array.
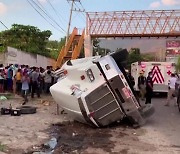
[[0, 93, 14, 100], [0, 143, 6, 152], [4, 93, 13, 99]]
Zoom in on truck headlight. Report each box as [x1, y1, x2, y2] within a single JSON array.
[[86, 69, 95, 82]]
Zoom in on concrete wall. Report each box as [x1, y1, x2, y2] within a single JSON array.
[[4, 47, 55, 68]]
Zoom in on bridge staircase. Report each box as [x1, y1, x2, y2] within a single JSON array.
[[54, 27, 85, 69]]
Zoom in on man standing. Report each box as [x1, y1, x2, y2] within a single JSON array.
[[7, 65, 13, 92], [43, 66, 52, 94], [138, 71, 146, 100], [21, 72, 30, 105], [165, 73, 177, 106], [145, 72, 153, 104], [31, 67, 40, 98], [15, 68, 22, 94]]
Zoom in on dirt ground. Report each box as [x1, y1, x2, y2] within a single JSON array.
[[51, 121, 156, 154], [0, 95, 180, 154], [0, 94, 66, 154]]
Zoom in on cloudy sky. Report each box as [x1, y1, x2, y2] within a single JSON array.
[[0, 0, 179, 40]]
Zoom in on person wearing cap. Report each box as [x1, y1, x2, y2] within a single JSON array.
[[165, 73, 177, 106], [138, 71, 146, 100]]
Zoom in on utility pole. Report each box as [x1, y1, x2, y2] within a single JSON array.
[[66, 0, 85, 44], [66, 0, 74, 45]]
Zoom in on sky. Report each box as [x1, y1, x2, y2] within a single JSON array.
[[0, 0, 179, 40]]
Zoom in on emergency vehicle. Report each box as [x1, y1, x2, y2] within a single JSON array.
[[50, 50, 154, 127], [131, 61, 176, 93]]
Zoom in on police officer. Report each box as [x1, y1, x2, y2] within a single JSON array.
[[145, 72, 153, 104], [138, 71, 146, 100]]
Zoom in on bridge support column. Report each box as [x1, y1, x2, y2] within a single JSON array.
[[84, 34, 93, 57]]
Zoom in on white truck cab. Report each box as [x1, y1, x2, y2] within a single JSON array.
[[50, 50, 154, 127]]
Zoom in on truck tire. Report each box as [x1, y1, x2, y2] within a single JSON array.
[[139, 104, 155, 118], [16, 106, 37, 114]]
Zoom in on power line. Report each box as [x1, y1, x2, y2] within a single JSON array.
[[33, 0, 66, 33], [71, 11, 80, 22], [30, 0, 66, 33], [73, 2, 86, 22], [0, 20, 8, 30], [46, 0, 67, 24], [36, 0, 66, 24], [79, 1, 85, 12], [73, 1, 85, 13], [27, 0, 63, 33], [67, 0, 86, 25], [27, 0, 65, 34]]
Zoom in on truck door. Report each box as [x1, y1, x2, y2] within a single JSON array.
[[151, 64, 166, 92]]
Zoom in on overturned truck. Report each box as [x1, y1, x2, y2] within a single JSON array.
[[50, 49, 154, 127]]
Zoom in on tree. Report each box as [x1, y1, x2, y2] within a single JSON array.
[[141, 53, 155, 61], [127, 48, 142, 66], [47, 37, 66, 59], [0, 24, 52, 57], [92, 38, 111, 56]]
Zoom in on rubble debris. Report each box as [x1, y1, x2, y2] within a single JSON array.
[[43, 137, 57, 150]]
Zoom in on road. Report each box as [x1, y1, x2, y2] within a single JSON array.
[[138, 97, 180, 154]]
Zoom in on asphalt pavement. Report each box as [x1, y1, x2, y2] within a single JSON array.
[[139, 97, 180, 154]]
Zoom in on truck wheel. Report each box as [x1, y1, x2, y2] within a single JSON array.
[[16, 106, 37, 114]]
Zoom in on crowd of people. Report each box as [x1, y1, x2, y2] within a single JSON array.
[[0, 63, 179, 107], [0, 64, 57, 104]]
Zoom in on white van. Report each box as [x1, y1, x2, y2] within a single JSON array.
[[131, 61, 176, 92]]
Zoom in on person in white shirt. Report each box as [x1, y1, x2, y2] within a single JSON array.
[[43, 66, 52, 94], [165, 73, 177, 106], [21, 71, 30, 105]]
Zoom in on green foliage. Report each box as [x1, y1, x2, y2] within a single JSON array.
[[47, 37, 66, 59], [92, 38, 111, 56], [176, 56, 180, 73], [0, 143, 6, 152], [141, 53, 155, 61], [127, 48, 142, 66], [0, 24, 52, 57]]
